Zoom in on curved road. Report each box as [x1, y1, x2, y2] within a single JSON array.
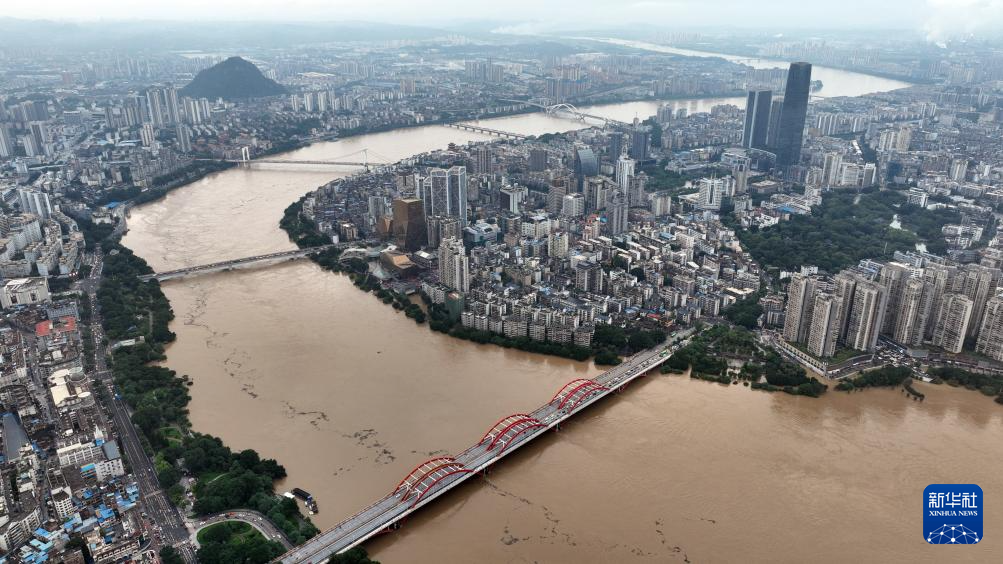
[[192, 510, 294, 550]]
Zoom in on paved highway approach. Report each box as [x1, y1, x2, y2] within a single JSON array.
[[280, 332, 693, 563]]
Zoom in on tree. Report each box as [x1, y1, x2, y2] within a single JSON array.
[[160, 547, 184, 564], [594, 350, 622, 365], [158, 466, 181, 488]]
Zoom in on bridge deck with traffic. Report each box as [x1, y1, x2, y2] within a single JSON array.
[[443, 122, 528, 139], [139, 246, 334, 282], [278, 337, 690, 564]]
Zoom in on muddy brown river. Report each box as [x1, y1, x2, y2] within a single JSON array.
[[123, 92, 1001, 563]]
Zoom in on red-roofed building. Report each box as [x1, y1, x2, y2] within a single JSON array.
[[35, 316, 78, 347]]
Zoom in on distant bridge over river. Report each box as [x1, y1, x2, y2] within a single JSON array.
[[138, 245, 338, 282], [497, 99, 631, 127], [196, 148, 393, 170]]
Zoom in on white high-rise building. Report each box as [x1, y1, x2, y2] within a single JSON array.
[[615, 156, 635, 191], [931, 293, 974, 353], [649, 192, 672, 216], [844, 279, 887, 352], [548, 231, 570, 258], [18, 189, 53, 220], [807, 293, 843, 358], [606, 191, 629, 235], [438, 237, 470, 293], [561, 193, 586, 218], [447, 166, 468, 225], [975, 294, 1003, 361], [0, 123, 13, 158], [783, 273, 820, 344], [697, 177, 733, 211], [419, 166, 468, 225], [146, 88, 165, 127], [175, 124, 192, 153], [141, 123, 156, 147]]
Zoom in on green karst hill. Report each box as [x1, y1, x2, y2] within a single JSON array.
[[180, 56, 286, 100]]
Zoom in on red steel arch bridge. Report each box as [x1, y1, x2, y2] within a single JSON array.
[[279, 332, 695, 563]]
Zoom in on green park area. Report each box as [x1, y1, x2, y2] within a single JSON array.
[[196, 521, 285, 564]]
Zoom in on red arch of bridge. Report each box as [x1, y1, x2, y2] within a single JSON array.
[[478, 413, 533, 445], [489, 418, 547, 453], [393, 456, 458, 495], [549, 379, 594, 404], [486, 415, 545, 451], [407, 467, 474, 509], [556, 380, 610, 411]]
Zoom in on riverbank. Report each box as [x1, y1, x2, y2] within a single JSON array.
[[93, 233, 320, 544], [117, 89, 1003, 563], [595, 38, 919, 98], [279, 198, 670, 365], [662, 41, 932, 85]]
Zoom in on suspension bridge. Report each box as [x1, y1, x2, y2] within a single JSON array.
[[278, 331, 694, 564]]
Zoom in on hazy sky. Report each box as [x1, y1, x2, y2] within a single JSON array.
[[7, 0, 1003, 40]]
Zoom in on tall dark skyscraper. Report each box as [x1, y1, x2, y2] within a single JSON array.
[[392, 198, 427, 251], [573, 145, 598, 193], [773, 62, 812, 167], [628, 128, 650, 161], [743, 90, 772, 150]]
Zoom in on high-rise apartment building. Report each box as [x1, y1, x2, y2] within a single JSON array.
[[426, 216, 462, 250], [878, 262, 912, 335], [931, 293, 974, 353], [419, 166, 468, 225], [606, 191, 629, 235], [475, 145, 492, 174], [697, 177, 733, 211], [844, 279, 887, 352], [561, 193, 586, 218], [783, 273, 820, 343], [892, 277, 931, 347], [528, 148, 548, 172], [175, 124, 192, 153], [615, 156, 635, 191], [18, 189, 53, 220], [952, 263, 1000, 338], [146, 88, 165, 127], [0, 123, 13, 158], [975, 294, 1003, 361], [649, 192, 672, 216], [807, 293, 843, 358], [438, 237, 470, 293]]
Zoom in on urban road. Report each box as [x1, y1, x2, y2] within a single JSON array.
[[279, 330, 695, 564], [80, 252, 198, 563]]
